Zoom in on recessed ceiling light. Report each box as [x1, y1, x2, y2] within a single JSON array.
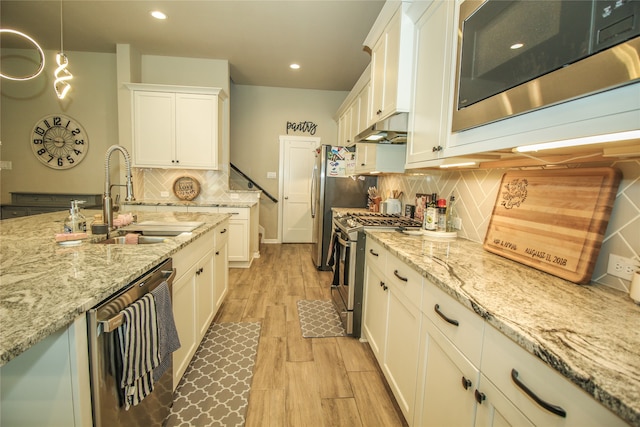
[[290, 63, 300, 70], [510, 42, 524, 50], [151, 11, 167, 20]]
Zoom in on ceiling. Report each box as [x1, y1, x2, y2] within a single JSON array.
[[0, 0, 385, 91]]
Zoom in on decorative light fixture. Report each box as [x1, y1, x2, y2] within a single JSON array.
[[54, 0, 72, 99], [0, 29, 45, 81], [513, 130, 640, 153]]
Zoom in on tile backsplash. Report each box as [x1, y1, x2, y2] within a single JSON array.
[[378, 159, 640, 292], [133, 168, 258, 203]]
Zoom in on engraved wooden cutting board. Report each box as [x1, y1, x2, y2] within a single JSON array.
[[483, 167, 621, 284]]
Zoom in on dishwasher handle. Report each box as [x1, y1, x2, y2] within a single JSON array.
[[100, 267, 176, 333]]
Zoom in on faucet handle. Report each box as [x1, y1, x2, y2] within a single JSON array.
[[113, 194, 121, 213]]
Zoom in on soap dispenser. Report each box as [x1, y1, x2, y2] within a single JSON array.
[[64, 200, 87, 233]]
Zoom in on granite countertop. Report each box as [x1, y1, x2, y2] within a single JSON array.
[[366, 230, 640, 426], [0, 209, 230, 366], [125, 200, 258, 209]]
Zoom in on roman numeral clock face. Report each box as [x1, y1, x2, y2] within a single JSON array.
[[31, 114, 88, 169]]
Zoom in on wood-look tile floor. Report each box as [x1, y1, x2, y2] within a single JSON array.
[[213, 243, 408, 427]]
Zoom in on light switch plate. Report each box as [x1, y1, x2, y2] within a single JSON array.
[[267, 172, 277, 179]]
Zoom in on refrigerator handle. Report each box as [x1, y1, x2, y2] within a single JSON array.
[[310, 162, 317, 218]]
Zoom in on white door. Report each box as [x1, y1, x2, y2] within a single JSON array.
[[280, 136, 320, 243]]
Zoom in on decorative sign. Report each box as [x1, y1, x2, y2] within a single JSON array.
[[173, 176, 201, 201], [286, 121, 317, 135]]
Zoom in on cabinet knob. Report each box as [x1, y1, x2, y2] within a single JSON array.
[[380, 281, 388, 291], [215, 251, 220, 255], [461, 376, 472, 390], [376, 109, 382, 115], [432, 145, 443, 152], [474, 390, 486, 404]]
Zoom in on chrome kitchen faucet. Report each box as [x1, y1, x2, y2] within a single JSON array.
[[103, 145, 135, 232]]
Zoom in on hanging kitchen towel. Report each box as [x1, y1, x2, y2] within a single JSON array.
[[151, 281, 181, 384], [116, 293, 160, 410]]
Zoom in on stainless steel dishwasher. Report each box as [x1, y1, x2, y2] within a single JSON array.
[[87, 258, 176, 427]]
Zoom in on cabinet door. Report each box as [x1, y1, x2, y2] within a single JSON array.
[[195, 250, 215, 339], [407, 0, 455, 166], [354, 143, 377, 174], [417, 316, 479, 427], [172, 268, 197, 388], [475, 374, 534, 427], [214, 238, 229, 311], [133, 91, 175, 167], [381, 9, 402, 119], [362, 263, 388, 361], [383, 284, 421, 423], [357, 84, 371, 133], [226, 219, 248, 262], [175, 93, 219, 169], [370, 32, 387, 123]]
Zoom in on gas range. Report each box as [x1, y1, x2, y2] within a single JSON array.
[[333, 211, 422, 238]]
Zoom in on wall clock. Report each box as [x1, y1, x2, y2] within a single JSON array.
[[30, 114, 88, 169]]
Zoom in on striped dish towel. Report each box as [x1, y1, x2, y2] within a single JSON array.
[[116, 293, 160, 410]]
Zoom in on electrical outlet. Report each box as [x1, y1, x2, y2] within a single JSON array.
[[160, 191, 169, 198], [607, 254, 639, 280], [453, 217, 462, 230]]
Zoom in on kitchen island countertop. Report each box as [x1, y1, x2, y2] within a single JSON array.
[[366, 230, 640, 426], [0, 209, 230, 366]]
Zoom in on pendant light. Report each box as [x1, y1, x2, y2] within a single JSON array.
[[54, 0, 72, 99]]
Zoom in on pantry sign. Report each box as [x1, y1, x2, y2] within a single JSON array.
[[286, 121, 317, 135]]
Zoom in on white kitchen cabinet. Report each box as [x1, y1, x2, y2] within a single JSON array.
[[338, 104, 355, 146], [356, 83, 370, 135], [363, 240, 422, 424], [214, 221, 229, 311], [172, 227, 219, 388], [367, 2, 414, 123], [354, 143, 406, 174], [363, 261, 388, 360], [479, 325, 627, 427], [127, 83, 227, 170], [217, 207, 250, 265], [475, 373, 535, 427], [0, 315, 93, 427], [417, 316, 480, 427], [406, 0, 456, 167]]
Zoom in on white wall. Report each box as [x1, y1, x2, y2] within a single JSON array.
[[1, 48, 118, 204], [230, 84, 347, 240]]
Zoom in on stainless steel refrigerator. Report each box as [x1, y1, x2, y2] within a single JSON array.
[[311, 145, 377, 270]]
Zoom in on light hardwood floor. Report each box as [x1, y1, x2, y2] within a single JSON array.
[[214, 243, 408, 427]]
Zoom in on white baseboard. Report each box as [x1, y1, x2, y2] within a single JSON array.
[[263, 238, 279, 244]]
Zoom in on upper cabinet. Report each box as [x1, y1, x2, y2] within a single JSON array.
[[126, 84, 227, 169], [405, 0, 455, 167], [366, 2, 414, 123], [336, 65, 371, 146]]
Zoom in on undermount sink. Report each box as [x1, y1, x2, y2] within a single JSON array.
[[97, 235, 171, 245], [120, 221, 204, 236]]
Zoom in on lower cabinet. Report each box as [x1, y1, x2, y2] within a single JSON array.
[[172, 221, 229, 389], [363, 242, 422, 424], [0, 315, 93, 427], [362, 237, 627, 427]]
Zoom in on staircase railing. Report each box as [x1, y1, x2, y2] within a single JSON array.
[[230, 163, 278, 203]]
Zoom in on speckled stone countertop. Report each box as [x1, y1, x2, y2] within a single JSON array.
[[125, 200, 258, 208], [0, 209, 230, 366], [366, 230, 640, 426]]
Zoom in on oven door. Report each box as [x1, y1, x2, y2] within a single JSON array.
[[331, 233, 356, 335]]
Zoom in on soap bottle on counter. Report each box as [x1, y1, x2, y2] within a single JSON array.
[[64, 200, 87, 233]]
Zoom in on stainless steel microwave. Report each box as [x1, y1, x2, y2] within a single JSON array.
[[452, 0, 640, 132]]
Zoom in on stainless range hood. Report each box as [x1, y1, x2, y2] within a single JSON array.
[[356, 112, 408, 143]]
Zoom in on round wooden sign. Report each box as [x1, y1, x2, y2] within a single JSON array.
[[173, 176, 200, 201]]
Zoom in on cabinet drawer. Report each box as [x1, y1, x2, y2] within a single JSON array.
[[386, 252, 422, 309], [218, 207, 248, 220], [366, 236, 387, 269], [173, 229, 214, 280], [481, 326, 626, 427], [422, 281, 484, 367]]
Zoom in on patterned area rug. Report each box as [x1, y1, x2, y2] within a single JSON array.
[[297, 299, 346, 338], [165, 322, 261, 427]]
